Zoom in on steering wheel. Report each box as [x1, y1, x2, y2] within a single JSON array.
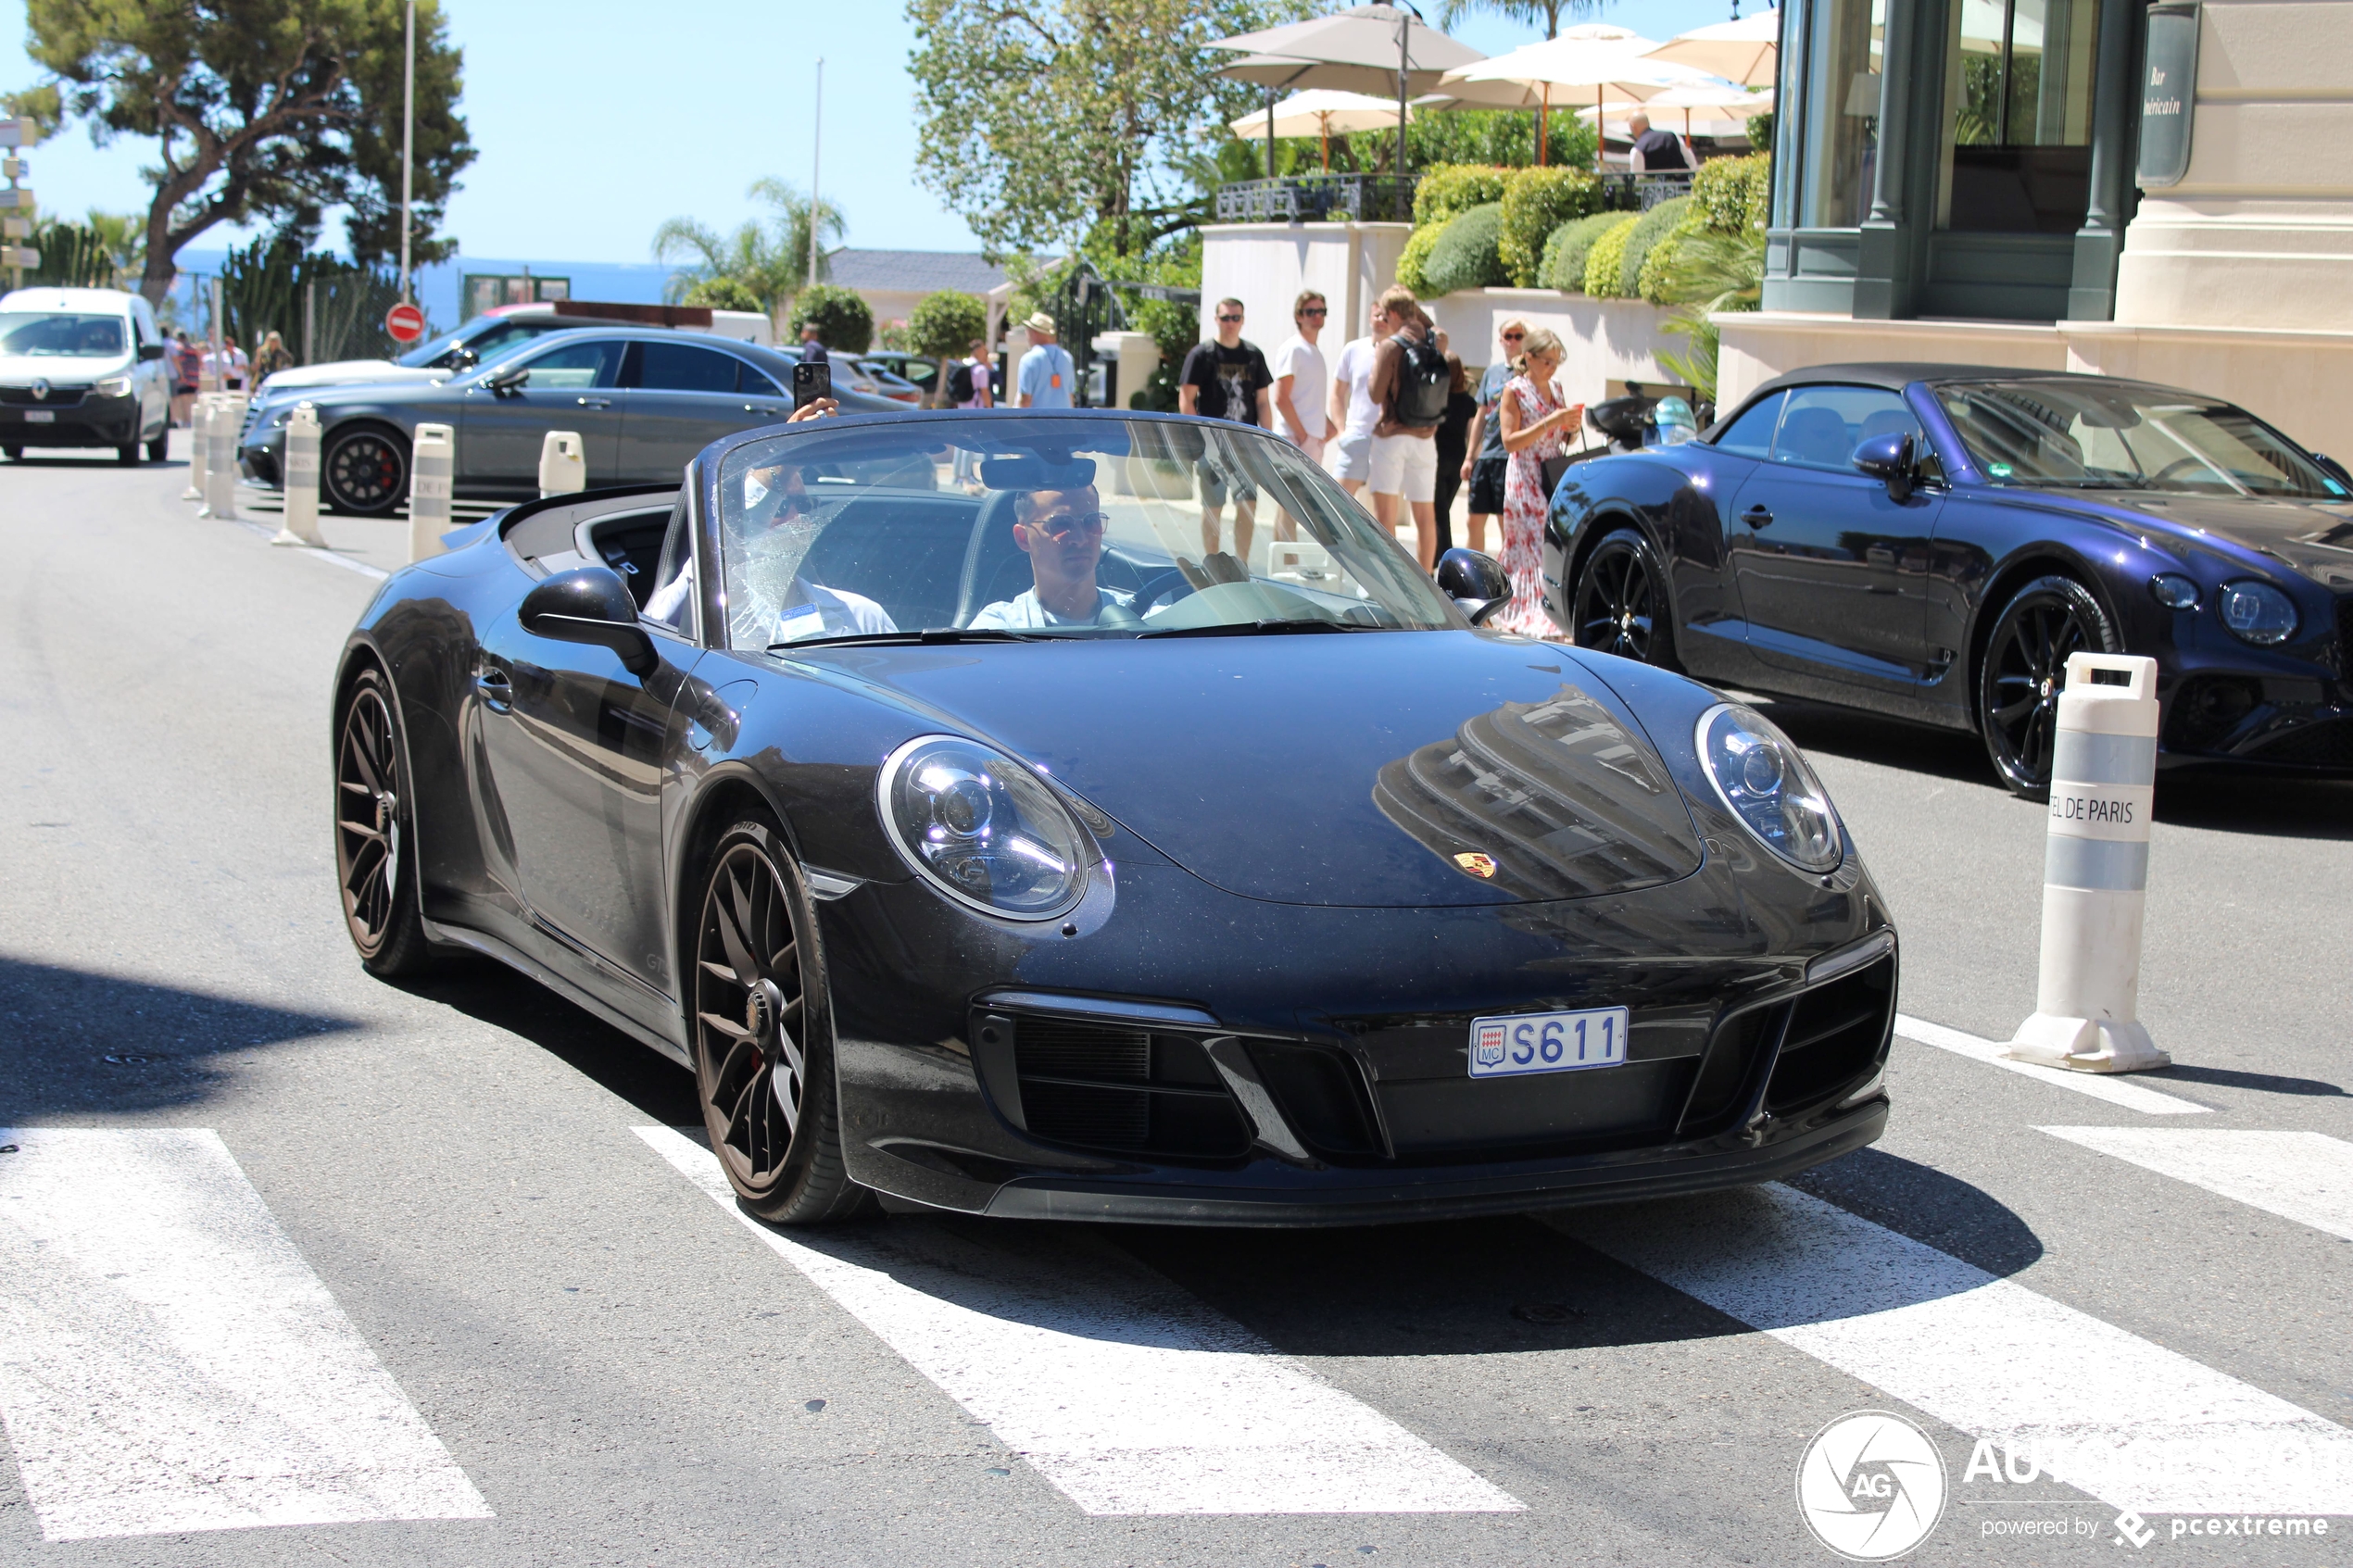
[[1130, 568, 1195, 617]]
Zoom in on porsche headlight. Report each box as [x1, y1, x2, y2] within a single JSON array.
[[878, 735, 1089, 919], [94, 375, 132, 397], [2219, 580, 2297, 646], [1695, 704, 1843, 873]]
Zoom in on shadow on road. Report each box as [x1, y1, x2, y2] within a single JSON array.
[[0, 953, 358, 1121], [2150, 1062, 2346, 1098]]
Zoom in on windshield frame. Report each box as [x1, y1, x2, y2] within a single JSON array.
[[689, 409, 1473, 654], [1929, 377, 2346, 500]]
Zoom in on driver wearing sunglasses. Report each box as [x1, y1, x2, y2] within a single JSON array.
[[966, 484, 1138, 629]]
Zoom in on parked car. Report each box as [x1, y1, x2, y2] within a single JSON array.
[[332, 407, 1894, 1225], [254, 298, 774, 397], [0, 285, 174, 463], [833, 356, 925, 406], [860, 351, 950, 404], [238, 328, 900, 513], [1546, 364, 2353, 795]]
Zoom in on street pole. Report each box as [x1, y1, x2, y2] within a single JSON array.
[[809, 57, 824, 290], [400, 0, 416, 306]]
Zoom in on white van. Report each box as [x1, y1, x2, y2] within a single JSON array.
[[0, 286, 174, 463]]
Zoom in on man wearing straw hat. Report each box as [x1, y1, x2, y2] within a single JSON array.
[[1013, 312, 1076, 409]]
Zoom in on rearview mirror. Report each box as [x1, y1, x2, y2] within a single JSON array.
[[138, 342, 167, 362], [520, 567, 659, 678], [1852, 432, 1918, 503], [1436, 547, 1513, 626]]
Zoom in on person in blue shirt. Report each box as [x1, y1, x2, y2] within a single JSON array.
[[1014, 312, 1075, 409], [968, 482, 1136, 629]]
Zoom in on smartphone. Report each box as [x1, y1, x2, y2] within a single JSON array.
[[792, 359, 832, 411]]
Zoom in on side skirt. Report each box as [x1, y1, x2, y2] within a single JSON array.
[[419, 914, 693, 1070]]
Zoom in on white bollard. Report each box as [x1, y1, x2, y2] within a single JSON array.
[[407, 421, 455, 560], [204, 393, 246, 521], [2007, 652, 2168, 1073], [537, 429, 585, 498], [271, 402, 325, 546], [182, 394, 210, 501]]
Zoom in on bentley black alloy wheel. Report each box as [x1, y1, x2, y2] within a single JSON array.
[[1572, 528, 1680, 669], [1977, 574, 2117, 798], [323, 425, 409, 516], [335, 667, 433, 975], [692, 820, 867, 1223]]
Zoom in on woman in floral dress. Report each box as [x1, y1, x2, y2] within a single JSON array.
[[1491, 328, 1584, 639]]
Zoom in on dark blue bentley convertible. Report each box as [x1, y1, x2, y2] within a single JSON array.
[[1546, 365, 2353, 795]]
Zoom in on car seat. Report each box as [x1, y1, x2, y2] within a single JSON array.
[[1777, 406, 1856, 469]]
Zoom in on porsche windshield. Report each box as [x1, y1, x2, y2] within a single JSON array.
[[710, 416, 1461, 649], [1935, 382, 2345, 499]]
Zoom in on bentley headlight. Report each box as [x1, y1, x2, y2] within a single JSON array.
[[2219, 580, 2297, 645], [94, 375, 132, 397], [1696, 703, 1843, 873], [878, 735, 1089, 919]]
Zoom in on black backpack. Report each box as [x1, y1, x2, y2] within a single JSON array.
[[947, 359, 976, 403], [1391, 331, 1452, 426]]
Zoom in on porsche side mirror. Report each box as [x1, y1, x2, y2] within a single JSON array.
[[1853, 432, 1918, 503], [520, 567, 660, 678], [1436, 546, 1513, 626], [138, 342, 168, 362]]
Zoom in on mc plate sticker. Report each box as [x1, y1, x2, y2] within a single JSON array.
[[1469, 1008, 1630, 1079]]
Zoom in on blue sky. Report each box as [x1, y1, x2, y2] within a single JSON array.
[[4, 0, 1750, 267]]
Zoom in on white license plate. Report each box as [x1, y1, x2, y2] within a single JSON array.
[[23, 409, 55, 423], [1468, 1008, 1629, 1078]]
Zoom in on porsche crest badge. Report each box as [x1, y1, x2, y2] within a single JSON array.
[[1453, 852, 1497, 879]]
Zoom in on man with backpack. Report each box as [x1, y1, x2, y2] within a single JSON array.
[[1364, 285, 1450, 571], [950, 338, 993, 409]]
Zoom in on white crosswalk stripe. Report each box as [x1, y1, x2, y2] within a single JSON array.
[[1895, 1014, 2209, 1114], [1552, 1184, 2353, 1516], [635, 1124, 1523, 1516], [2038, 1126, 2353, 1243], [0, 1128, 492, 1542]]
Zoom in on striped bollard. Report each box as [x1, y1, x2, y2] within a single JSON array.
[[204, 394, 245, 521], [537, 429, 585, 497], [271, 403, 325, 547], [182, 394, 210, 501], [2007, 652, 2168, 1073], [407, 421, 455, 560]]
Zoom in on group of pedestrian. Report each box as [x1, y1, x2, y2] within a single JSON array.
[[163, 328, 296, 425], [1174, 289, 1584, 638]]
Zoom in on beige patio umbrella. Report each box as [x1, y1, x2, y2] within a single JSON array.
[[1435, 26, 1733, 170], [1640, 10, 1782, 88], [1226, 90, 1425, 172], [1580, 82, 1774, 143], [1212, 4, 1486, 176]]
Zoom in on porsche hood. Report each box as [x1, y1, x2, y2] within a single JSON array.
[[821, 633, 1706, 909]]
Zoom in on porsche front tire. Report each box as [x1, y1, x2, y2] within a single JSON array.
[[690, 819, 871, 1225]]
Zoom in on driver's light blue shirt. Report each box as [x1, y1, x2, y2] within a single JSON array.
[[968, 586, 1135, 629]]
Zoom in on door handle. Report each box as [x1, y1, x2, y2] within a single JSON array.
[[474, 670, 513, 712], [743, 402, 786, 414], [1742, 505, 1774, 528], [576, 395, 611, 409]]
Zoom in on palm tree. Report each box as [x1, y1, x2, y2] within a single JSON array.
[[651, 179, 846, 318]]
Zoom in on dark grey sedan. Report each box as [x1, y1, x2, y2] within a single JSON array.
[[236, 328, 903, 514]]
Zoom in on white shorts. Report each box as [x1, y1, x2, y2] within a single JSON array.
[[1327, 429, 1375, 483], [1370, 432, 1438, 503], [1284, 429, 1327, 468]]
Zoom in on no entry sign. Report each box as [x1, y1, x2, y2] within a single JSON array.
[[384, 301, 427, 344]]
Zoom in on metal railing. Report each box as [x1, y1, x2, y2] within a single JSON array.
[[1214, 174, 1419, 224], [1598, 171, 1698, 212]]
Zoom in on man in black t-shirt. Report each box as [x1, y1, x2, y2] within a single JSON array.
[[1178, 298, 1275, 564]]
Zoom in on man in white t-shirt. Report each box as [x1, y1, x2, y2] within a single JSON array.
[[967, 483, 1136, 629], [1323, 296, 1397, 497], [1270, 289, 1329, 465]]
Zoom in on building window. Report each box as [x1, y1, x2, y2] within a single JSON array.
[[1790, 0, 1885, 229], [1941, 0, 2102, 232]]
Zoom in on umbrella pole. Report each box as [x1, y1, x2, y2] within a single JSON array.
[[1396, 12, 1409, 182], [1265, 89, 1276, 181], [1318, 113, 1330, 173], [1596, 84, 1604, 173], [1538, 82, 1550, 167]]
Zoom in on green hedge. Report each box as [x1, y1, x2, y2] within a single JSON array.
[[1497, 168, 1599, 287], [1581, 214, 1642, 297], [1395, 221, 1443, 297], [1411, 164, 1511, 228], [1691, 152, 1771, 233], [1619, 196, 1693, 298], [1421, 203, 1508, 298], [1538, 212, 1627, 293]]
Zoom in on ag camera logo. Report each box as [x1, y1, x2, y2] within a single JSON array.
[[1795, 1411, 1948, 1561]]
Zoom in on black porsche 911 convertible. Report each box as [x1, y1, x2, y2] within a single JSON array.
[[334, 409, 1896, 1225], [1547, 365, 2353, 796]]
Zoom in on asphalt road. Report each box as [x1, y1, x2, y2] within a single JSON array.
[[2, 438, 2347, 1566]]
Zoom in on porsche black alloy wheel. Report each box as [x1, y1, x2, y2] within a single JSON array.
[[335, 668, 433, 975], [1977, 574, 2118, 799], [692, 821, 868, 1223], [323, 426, 409, 516], [1572, 528, 1680, 669]]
